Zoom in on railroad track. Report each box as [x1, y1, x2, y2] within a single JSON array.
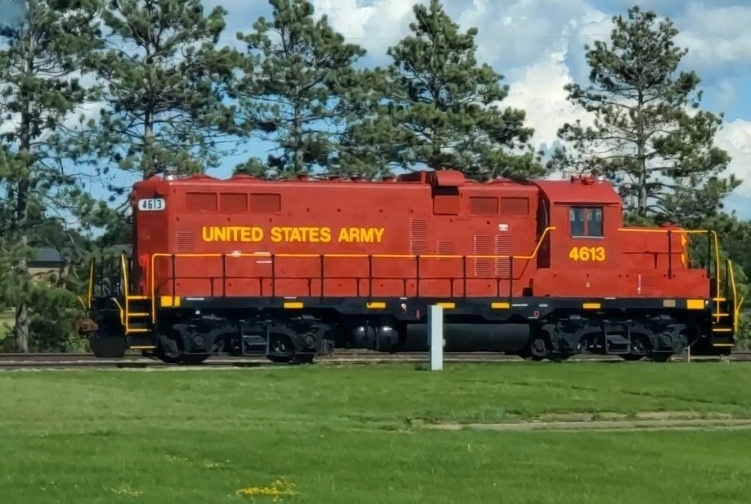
[[0, 351, 530, 369], [0, 350, 748, 369]]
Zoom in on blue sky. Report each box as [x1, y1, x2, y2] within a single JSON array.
[[201, 0, 751, 217]]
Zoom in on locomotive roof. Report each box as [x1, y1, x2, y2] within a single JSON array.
[[534, 178, 622, 205], [135, 171, 622, 206]]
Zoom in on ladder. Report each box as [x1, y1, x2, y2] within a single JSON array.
[[119, 254, 152, 336], [711, 258, 741, 348]]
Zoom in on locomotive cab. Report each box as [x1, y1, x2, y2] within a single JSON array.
[[531, 175, 623, 297]]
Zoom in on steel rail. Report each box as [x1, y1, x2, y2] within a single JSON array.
[[0, 350, 748, 369]]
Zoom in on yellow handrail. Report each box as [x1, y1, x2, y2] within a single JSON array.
[[618, 227, 721, 319], [86, 259, 95, 310], [737, 297, 744, 334], [120, 254, 130, 334], [728, 260, 739, 332], [148, 227, 558, 322]]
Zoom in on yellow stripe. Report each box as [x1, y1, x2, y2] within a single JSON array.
[[436, 302, 455, 309], [582, 303, 601, 310], [160, 296, 181, 307], [283, 301, 303, 309], [686, 299, 705, 310], [491, 302, 510, 309], [366, 302, 385, 309]]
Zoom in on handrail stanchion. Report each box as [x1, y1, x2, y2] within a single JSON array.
[[461, 256, 467, 298], [416, 255, 420, 298], [667, 229, 672, 279], [319, 254, 325, 299], [220, 254, 226, 297], [707, 230, 712, 285], [271, 253, 276, 299], [367, 254, 373, 299], [171, 254, 176, 301], [509, 255, 514, 303]]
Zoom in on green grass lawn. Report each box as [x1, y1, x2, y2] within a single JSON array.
[[2, 362, 751, 503]]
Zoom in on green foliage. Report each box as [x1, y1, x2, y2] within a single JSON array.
[[63, 0, 244, 253], [0, 0, 102, 351], [86, 0, 240, 177], [343, 0, 543, 181], [233, 0, 367, 177], [549, 5, 739, 223]]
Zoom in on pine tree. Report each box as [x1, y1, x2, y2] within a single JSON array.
[[343, 0, 542, 181], [72, 0, 241, 226], [549, 5, 738, 224], [233, 0, 367, 178], [0, 0, 102, 352]]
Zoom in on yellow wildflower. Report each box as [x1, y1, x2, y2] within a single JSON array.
[[110, 486, 143, 497], [236, 477, 298, 500]]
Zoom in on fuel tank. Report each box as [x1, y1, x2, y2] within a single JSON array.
[[396, 323, 531, 353]]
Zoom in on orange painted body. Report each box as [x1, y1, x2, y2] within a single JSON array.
[[130, 170, 710, 302]]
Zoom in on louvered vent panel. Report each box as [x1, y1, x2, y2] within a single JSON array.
[[436, 240, 454, 255], [175, 232, 194, 253], [409, 219, 428, 255], [637, 274, 655, 296], [473, 235, 491, 277], [494, 235, 511, 277]]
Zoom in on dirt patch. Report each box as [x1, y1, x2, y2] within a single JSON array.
[[426, 411, 751, 433], [536, 410, 735, 423], [632, 410, 733, 421]]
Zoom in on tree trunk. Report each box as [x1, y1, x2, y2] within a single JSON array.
[[15, 301, 29, 353], [14, 29, 34, 353]]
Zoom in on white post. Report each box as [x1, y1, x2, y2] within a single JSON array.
[[428, 305, 444, 371]]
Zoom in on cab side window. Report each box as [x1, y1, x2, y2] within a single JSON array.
[[569, 206, 603, 237]]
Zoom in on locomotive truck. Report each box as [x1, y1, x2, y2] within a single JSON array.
[[77, 169, 741, 364]]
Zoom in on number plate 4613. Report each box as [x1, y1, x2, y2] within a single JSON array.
[[568, 246, 606, 261]]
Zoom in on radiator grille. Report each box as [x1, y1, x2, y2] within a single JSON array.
[[175, 232, 194, 253]]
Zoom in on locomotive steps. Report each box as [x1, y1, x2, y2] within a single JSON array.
[[417, 411, 751, 433]]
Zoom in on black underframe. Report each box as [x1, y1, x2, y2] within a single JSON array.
[[155, 296, 715, 322]]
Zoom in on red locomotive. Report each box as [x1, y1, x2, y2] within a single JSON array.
[[79, 169, 741, 363]]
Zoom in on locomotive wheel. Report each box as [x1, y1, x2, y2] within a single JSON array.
[[290, 353, 315, 365], [89, 334, 127, 359], [527, 336, 549, 361], [620, 354, 645, 361], [88, 317, 127, 359], [267, 355, 293, 364], [649, 352, 676, 363], [180, 354, 210, 365], [620, 336, 648, 361], [266, 331, 317, 365]]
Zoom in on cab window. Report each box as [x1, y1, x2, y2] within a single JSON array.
[[569, 207, 603, 237]]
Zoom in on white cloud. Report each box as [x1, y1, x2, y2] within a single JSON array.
[[311, 0, 416, 55], [675, 2, 751, 69], [712, 78, 737, 112], [505, 47, 751, 196], [715, 119, 751, 196], [503, 51, 591, 148]]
